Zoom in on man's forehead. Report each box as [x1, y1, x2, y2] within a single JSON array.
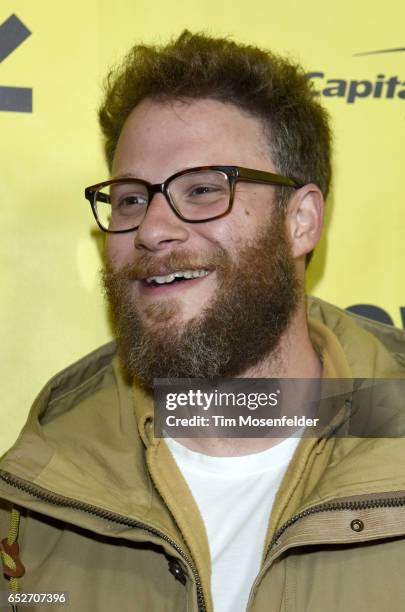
[[111, 97, 274, 180], [122, 96, 264, 131]]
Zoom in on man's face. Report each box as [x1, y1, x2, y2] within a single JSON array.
[[104, 98, 300, 389]]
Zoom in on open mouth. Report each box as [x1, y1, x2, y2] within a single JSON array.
[[143, 269, 211, 287]]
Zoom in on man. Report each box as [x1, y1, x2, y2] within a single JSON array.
[[1, 31, 405, 612]]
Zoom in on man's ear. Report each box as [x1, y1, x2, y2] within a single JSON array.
[[286, 184, 324, 258]]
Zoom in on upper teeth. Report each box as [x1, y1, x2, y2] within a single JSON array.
[[146, 270, 210, 284]]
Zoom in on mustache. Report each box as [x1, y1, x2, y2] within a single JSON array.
[[104, 249, 229, 281]]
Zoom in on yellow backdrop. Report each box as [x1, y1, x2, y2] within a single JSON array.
[[1, 0, 404, 452]]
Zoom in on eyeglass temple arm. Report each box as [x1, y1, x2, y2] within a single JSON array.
[[236, 167, 301, 188]]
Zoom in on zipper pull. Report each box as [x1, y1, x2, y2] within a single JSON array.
[[0, 539, 25, 578]]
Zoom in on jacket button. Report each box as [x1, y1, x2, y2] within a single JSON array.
[[350, 519, 364, 532], [167, 558, 187, 586]]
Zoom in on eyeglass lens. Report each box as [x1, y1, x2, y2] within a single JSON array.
[[95, 170, 230, 231]]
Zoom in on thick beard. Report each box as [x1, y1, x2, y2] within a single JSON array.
[[102, 207, 301, 392]]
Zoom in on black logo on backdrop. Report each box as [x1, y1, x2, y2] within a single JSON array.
[[308, 45, 405, 103], [354, 47, 405, 57], [346, 305, 405, 330], [307, 72, 405, 103], [0, 14, 32, 112]]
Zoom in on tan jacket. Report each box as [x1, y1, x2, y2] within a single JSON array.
[[1, 296, 405, 611]]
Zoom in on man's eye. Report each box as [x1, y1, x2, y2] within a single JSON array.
[[118, 195, 147, 207], [189, 185, 219, 196]]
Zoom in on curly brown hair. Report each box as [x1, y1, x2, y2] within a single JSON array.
[[99, 30, 332, 209]]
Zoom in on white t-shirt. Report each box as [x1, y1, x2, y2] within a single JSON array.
[[165, 436, 300, 612]]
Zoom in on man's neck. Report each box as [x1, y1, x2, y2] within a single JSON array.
[[172, 303, 323, 457]]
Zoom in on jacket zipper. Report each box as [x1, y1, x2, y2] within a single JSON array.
[[246, 494, 405, 611], [0, 470, 206, 612], [267, 495, 405, 557]]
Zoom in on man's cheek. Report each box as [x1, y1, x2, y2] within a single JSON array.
[[106, 235, 134, 270]]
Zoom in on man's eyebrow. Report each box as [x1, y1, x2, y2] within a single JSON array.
[[112, 172, 140, 180]]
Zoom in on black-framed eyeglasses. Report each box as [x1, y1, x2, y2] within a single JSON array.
[[84, 165, 303, 233]]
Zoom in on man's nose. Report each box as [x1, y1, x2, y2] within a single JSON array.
[[134, 192, 189, 251]]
